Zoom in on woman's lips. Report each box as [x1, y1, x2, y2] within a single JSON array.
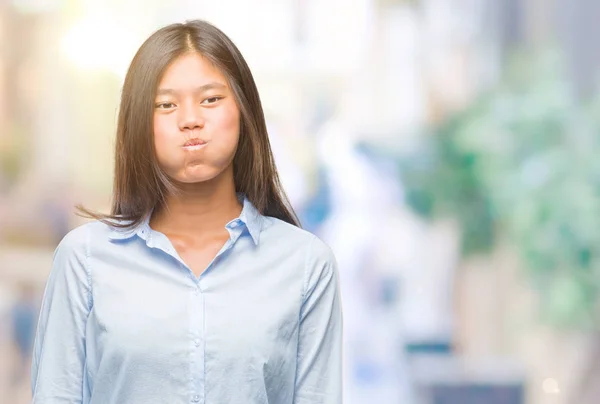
[[183, 139, 207, 150]]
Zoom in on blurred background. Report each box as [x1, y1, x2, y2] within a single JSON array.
[[1, 0, 600, 403]]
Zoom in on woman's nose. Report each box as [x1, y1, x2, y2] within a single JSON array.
[[178, 103, 205, 131]]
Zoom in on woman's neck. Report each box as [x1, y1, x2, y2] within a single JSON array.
[[150, 172, 242, 237]]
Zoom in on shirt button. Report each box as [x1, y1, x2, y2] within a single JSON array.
[[192, 395, 200, 402]]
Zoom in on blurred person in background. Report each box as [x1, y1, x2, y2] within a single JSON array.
[[41, 183, 73, 245], [313, 108, 412, 403], [9, 282, 39, 390], [30, 19, 342, 404]]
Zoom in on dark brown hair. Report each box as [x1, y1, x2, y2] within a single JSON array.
[[79, 20, 300, 228]]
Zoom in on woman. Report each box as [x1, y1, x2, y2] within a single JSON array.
[[31, 20, 342, 404]]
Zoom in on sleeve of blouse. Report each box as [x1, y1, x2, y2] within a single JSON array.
[[293, 235, 343, 404], [31, 225, 92, 403]]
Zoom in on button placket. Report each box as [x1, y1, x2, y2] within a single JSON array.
[[189, 281, 204, 403]]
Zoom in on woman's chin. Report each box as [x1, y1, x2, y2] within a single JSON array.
[[175, 175, 213, 184], [166, 162, 233, 185], [173, 168, 221, 184]]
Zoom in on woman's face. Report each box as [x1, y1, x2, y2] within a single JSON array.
[[153, 52, 240, 184]]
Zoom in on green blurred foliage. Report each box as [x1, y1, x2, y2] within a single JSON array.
[[0, 123, 29, 188], [400, 51, 600, 329]]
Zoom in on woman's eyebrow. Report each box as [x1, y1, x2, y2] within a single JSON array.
[[156, 82, 227, 96]]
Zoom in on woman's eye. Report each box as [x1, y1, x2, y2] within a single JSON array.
[[202, 97, 222, 105], [156, 102, 175, 109]]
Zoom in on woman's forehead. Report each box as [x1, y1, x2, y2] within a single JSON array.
[[158, 53, 229, 90]]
